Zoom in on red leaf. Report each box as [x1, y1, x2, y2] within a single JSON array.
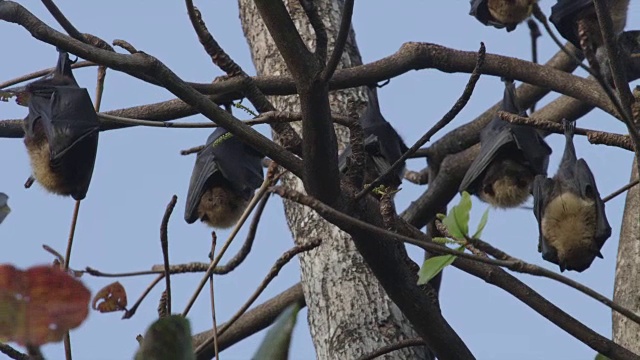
[[0, 264, 91, 346]]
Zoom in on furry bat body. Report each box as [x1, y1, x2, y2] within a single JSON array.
[[470, 0, 537, 31], [18, 49, 100, 201], [533, 120, 611, 272], [459, 79, 552, 208]]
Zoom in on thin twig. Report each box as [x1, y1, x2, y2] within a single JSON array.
[[64, 200, 81, 271], [194, 239, 322, 356], [275, 186, 640, 326], [40, 0, 83, 40], [356, 338, 427, 360], [499, 111, 634, 151], [208, 233, 220, 360], [0, 342, 28, 360], [320, 0, 354, 82], [355, 42, 486, 199], [160, 195, 177, 315], [180, 145, 205, 156], [122, 274, 164, 319], [0, 61, 95, 89], [603, 179, 640, 202], [527, 19, 541, 113], [182, 180, 273, 316]]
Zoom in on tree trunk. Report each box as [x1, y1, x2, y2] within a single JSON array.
[[237, 1, 429, 359], [613, 160, 640, 352]]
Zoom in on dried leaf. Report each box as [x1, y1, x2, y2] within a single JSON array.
[[92, 282, 128, 313], [0, 264, 91, 346]]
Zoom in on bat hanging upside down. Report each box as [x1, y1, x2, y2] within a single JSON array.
[[459, 78, 552, 208], [533, 120, 611, 272], [184, 128, 264, 229], [470, 0, 537, 32], [15, 49, 100, 201], [338, 85, 409, 191]]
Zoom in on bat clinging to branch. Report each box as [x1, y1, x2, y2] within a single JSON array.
[[533, 120, 611, 272], [184, 128, 264, 229], [338, 86, 409, 191], [17, 49, 100, 200], [470, 0, 537, 32], [459, 79, 552, 208]]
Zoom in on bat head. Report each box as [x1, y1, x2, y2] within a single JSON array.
[[470, 0, 534, 31], [478, 157, 535, 208], [540, 191, 600, 272]]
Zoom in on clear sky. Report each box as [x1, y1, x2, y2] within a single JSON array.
[[1, 1, 638, 359]]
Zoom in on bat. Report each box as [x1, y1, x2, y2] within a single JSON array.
[[184, 128, 264, 229], [459, 79, 552, 208], [20, 49, 100, 201], [338, 86, 409, 190], [532, 119, 611, 272], [470, 0, 537, 32], [550, 0, 629, 50], [596, 31, 640, 88]]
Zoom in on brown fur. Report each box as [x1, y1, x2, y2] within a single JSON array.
[[477, 158, 534, 208], [479, 176, 532, 208], [197, 185, 250, 229], [487, 0, 535, 25], [541, 192, 597, 271], [23, 121, 97, 199], [24, 125, 73, 196]]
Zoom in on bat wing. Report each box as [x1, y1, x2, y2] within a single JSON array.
[[550, 0, 593, 48], [213, 138, 264, 199], [25, 86, 99, 162], [184, 146, 221, 224], [532, 175, 560, 263], [459, 124, 514, 192], [575, 158, 611, 248], [511, 126, 552, 176]]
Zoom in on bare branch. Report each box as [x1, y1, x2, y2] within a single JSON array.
[[159, 195, 177, 315], [320, 0, 354, 82], [356, 338, 427, 360], [194, 240, 322, 357]]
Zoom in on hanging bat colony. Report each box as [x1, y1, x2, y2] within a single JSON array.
[[1, 2, 625, 273]]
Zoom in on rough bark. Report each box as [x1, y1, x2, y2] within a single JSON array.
[[238, 1, 429, 359], [613, 159, 640, 351]]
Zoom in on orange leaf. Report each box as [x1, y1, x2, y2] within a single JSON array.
[[0, 264, 91, 346], [92, 282, 128, 313]]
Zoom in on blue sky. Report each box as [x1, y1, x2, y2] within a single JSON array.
[[1, 1, 638, 359]]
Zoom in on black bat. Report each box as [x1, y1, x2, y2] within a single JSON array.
[[532, 120, 611, 272], [596, 31, 640, 89], [459, 79, 552, 208], [470, 0, 536, 32], [550, 0, 629, 50], [184, 128, 264, 229], [18, 49, 100, 201], [338, 86, 409, 190]]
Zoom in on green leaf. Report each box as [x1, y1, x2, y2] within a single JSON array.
[[436, 213, 446, 221], [417, 246, 465, 285], [472, 208, 490, 239], [443, 192, 472, 238], [253, 303, 301, 360], [595, 354, 611, 360], [135, 315, 194, 360]]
